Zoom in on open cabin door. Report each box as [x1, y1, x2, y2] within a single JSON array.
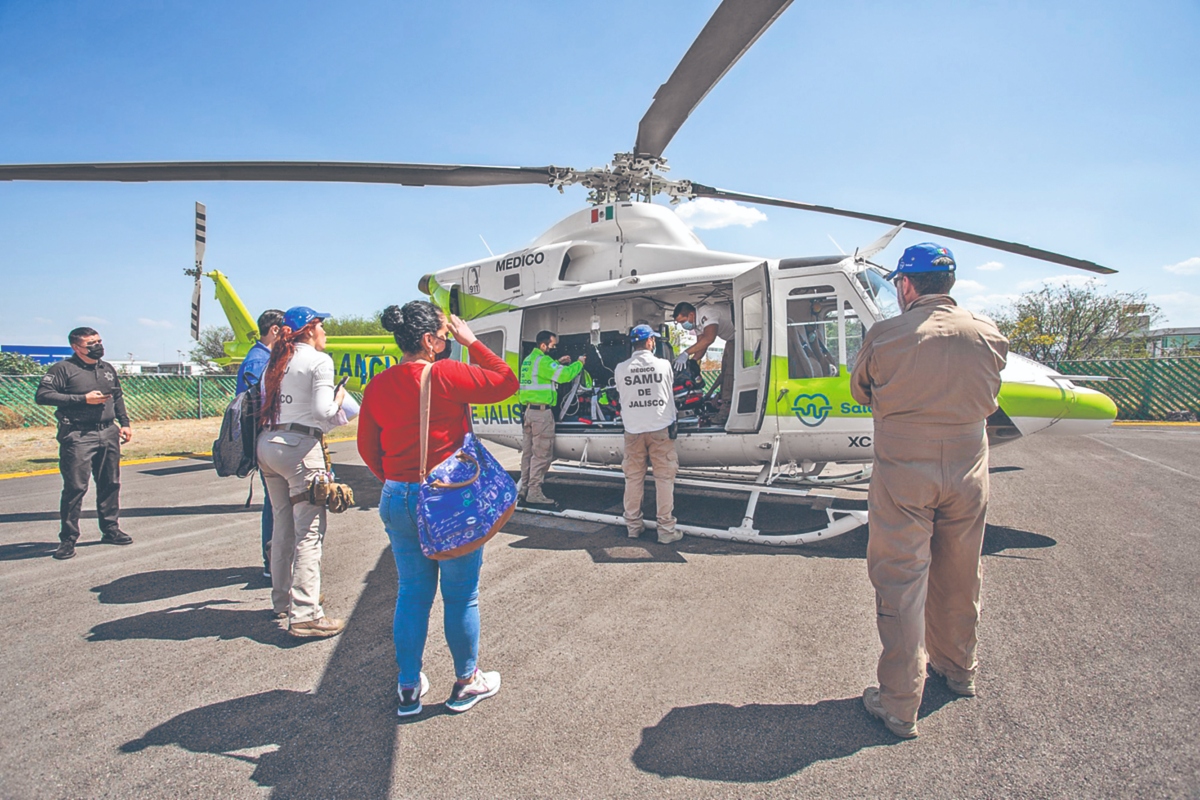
[[462, 308, 525, 443], [726, 262, 771, 433]]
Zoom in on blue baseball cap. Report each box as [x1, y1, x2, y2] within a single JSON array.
[[283, 306, 331, 331], [887, 243, 957, 279], [629, 324, 656, 343]]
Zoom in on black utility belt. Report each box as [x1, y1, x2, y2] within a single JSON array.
[[60, 420, 113, 432], [524, 403, 552, 411], [269, 422, 324, 438]]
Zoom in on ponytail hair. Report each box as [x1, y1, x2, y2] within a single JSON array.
[[381, 301, 442, 354], [260, 321, 317, 426]]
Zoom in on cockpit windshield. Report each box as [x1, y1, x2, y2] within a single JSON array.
[[858, 268, 901, 319]]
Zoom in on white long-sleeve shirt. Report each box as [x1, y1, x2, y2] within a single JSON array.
[[276, 343, 342, 432], [615, 349, 677, 434]]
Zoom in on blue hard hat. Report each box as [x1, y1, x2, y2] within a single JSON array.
[[629, 324, 656, 343], [887, 243, 957, 278], [283, 306, 331, 331]]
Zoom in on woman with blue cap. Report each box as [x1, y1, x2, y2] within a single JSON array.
[[257, 305, 349, 639]]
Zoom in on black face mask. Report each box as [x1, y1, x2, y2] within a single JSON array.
[[87, 343, 105, 359]]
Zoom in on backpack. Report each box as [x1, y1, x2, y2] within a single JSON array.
[[212, 381, 262, 479]]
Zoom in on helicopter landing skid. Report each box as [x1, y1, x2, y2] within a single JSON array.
[[520, 463, 867, 546], [793, 464, 873, 486]]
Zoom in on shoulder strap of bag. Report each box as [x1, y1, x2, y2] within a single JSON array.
[[419, 361, 435, 482]]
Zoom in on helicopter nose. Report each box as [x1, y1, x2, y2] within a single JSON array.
[[1046, 385, 1119, 435]]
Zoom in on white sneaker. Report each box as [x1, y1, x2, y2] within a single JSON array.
[[445, 669, 501, 713], [397, 672, 430, 717], [657, 529, 683, 544]]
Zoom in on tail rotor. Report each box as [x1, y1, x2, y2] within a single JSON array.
[[187, 201, 206, 340]]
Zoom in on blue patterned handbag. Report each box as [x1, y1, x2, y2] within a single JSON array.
[[416, 361, 518, 560]]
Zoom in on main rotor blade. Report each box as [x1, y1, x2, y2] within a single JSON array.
[[634, 0, 793, 159], [690, 184, 1116, 274], [0, 161, 561, 188]]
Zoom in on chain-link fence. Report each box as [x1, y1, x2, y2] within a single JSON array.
[[1056, 357, 1200, 420], [0, 375, 238, 428]]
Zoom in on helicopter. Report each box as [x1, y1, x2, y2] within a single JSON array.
[[0, 0, 1120, 545]]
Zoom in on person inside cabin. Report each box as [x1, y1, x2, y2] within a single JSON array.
[[672, 301, 735, 425]]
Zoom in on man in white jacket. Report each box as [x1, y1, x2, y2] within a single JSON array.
[[615, 325, 681, 545]]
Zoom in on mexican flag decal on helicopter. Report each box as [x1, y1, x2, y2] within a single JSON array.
[[590, 206, 613, 223]]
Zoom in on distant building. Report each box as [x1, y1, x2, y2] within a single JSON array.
[[146, 362, 206, 376], [0, 344, 73, 365], [107, 360, 159, 375], [1145, 327, 1200, 357]]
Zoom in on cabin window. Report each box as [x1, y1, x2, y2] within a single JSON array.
[[472, 330, 505, 364], [843, 301, 865, 371], [786, 294, 839, 378], [739, 291, 764, 368]]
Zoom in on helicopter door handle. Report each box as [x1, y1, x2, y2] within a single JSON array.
[[776, 387, 789, 402]]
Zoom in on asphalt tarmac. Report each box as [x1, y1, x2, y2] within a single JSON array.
[[1, 426, 1197, 799]]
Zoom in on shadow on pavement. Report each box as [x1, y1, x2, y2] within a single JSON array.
[[87, 600, 303, 648], [507, 522, 1054, 562], [92, 566, 267, 604], [633, 683, 960, 782], [331, 463, 383, 511], [983, 525, 1056, 555], [120, 547, 402, 799], [0, 504, 258, 524], [0, 540, 101, 561]]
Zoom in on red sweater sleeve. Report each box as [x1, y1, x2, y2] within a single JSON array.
[[432, 340, 518, 403], [356, 379, 386, 482]]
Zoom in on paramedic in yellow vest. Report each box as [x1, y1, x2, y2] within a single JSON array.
[[851, 243, 1009, 739], [672, 301, 735, 425], [518, 330, 585, 509], [615, 324, 681, 545]]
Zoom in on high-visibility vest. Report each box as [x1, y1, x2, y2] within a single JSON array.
[[518, 348, 583, 405]]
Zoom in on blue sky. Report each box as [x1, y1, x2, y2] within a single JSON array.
[[1, 0, 1197, 363]]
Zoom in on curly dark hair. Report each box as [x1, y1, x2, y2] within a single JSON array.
[[381, 301, 444, 354]]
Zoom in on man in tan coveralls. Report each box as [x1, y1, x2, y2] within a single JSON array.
[[850, 243, 1009, 738]]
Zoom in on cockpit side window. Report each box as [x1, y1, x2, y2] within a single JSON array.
[[858, 268, 901, 319]]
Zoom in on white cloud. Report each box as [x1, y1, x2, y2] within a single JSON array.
[[1148, 291, 1200, 327], [962, 293, 1019, 313], [138, 318, 173, 329], [76, 315, 109, 325], [1163, 257, 1200, 276], [1015, 274, 1104, 291], [976, 261, 1004, 272], [954, 279, 988, 294], [674, 198, 767, 230]]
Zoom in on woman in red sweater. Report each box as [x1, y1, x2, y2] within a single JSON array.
[[358, 300, 518, 717]]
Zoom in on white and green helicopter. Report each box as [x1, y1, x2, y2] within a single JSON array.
[[0, 0, 1118, 545]]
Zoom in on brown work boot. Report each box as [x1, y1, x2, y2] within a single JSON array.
[[928, 664, 977, 697], [862, 687, 917, 738], [288, 616, 344, 639]]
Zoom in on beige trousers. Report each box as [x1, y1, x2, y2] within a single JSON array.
[[866, 420, 989, 723], [520, 406, 556, 501], [257, 430, 328, 624], [622, 428, 679, 535]]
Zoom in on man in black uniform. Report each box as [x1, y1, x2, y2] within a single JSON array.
[[35, 327, 134, 560]]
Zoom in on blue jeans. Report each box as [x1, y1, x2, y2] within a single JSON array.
[[380, 480, 482, 688], [260, 471, 273, 571]]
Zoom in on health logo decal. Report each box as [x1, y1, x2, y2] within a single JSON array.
[[792, 393, 832, 427]]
